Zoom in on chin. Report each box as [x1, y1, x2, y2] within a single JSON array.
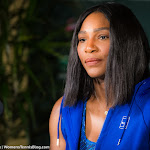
[[84, 66, 106, 78], [87, 72, 105, 79]]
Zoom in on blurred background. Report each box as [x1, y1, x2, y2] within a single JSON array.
[[0, 0, 150, 148]]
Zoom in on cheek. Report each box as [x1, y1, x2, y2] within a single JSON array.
[[99, 44, 110, 58]]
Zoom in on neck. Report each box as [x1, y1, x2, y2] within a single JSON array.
[[93, 78, 112, 109], [93, 79, 106, 105]]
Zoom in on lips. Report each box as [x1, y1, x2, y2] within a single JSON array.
[[85, 58, 102, 66]]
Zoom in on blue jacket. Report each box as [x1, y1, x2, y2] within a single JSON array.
[[58, 77, 150, 150]]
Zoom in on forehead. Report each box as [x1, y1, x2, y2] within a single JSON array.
[[80, 12, 110, 32]]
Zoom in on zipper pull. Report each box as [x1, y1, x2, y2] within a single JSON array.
[[57, 139, 59, 146], [117, 139, 121, 146]]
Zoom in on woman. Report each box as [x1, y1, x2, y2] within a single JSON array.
[[49, 2, 150, 150]]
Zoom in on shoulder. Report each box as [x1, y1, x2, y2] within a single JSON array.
[[50, 97, 62, 117], [49, 97, 62, 129], [49, 97, 66, 149], [49, 96, 63, 134], [135, 77, 150, 106]]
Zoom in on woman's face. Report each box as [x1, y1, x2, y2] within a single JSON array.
[[77, 12, 110, 79]]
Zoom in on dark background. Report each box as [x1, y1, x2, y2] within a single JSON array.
[[0, 0, 150, 147]]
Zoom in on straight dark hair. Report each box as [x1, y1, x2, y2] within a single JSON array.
[[64, 2, 150, 107]]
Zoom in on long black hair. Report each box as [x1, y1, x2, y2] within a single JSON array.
[[64, 2, 150, 107]]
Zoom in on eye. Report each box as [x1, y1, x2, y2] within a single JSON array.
[[98, 35, 109, 40], [78, 38, 86, 43]]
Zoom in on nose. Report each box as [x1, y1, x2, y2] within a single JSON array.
[[85, 40, 98, 53]]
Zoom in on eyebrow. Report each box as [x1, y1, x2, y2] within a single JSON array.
[[78, 27, 109, 34]]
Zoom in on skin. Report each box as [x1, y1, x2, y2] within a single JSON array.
[[77, 12, 110, 142], [49, 97, 66, 150], [49, 12, 111, 149], [77, 12, 110, 79]]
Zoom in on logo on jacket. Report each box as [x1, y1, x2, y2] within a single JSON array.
[[119, 116, 130, 129]]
